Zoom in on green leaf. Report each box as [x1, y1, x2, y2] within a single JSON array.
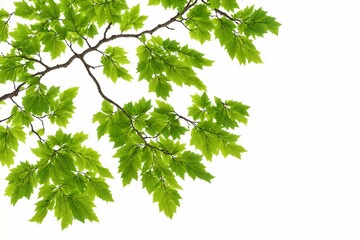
[[166, 64, 206, 90], [54, 190, 99, 229], [188, 92, 212, 121], [208, 0, 221, 9], [10, 106, 34, 127], [93, 0, 127, 26], [221, 0, 239, 12], [142, 171, 160, 194], [101, 100, 114, 114], [149, 75, 173, 99], [146, 101, 187, 139], [107, 111, 133, 147], [63, 6, 89, 31], [120, 4, 147, 32], [114, 143, 142, 186], [23, 84, 59, 115], [40, 0, 61, 20], [49, 87, 78, 127], [0, 56, 27, 83], [87, 176, 114, 202], [186, 5, 214, 43], [233, 35, 262, 64], [190, 121, 244, 160], [213, 17, 236, 47], [149, 0, 187, 10], [172, 151, 214, 182], [29, 199, 50, 224], [0, 20, 9, 42], [10, 23, 41, 54], [235, 6, 281, 38], [101, 46, 132, 82], [153, 182, 181, 218], [30, 185, 57, 224], [0, 8, 9, 18], [93, 112, 111, 138], [71, 147, 113, 178], [213, 17, 263, 64], [178, 45, 213, 69], [0, 21, 8, 40], [212, 97, 250, 128], [5, 161, 37, 204], [41, 31, 67, 59], [124, 97, 152, 117], [0, 126, 26, 166], [86, 23, 98, 38]]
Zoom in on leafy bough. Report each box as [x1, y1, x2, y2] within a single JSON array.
[[0, 0, 280, 229]]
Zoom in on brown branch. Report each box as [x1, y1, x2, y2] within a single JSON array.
[[0, 115, 12, 123], [103, 23, 112, 39], [79, 57, 150, 143], [175, 112, 198, 126], [214, 8, 242, 23], [30, 122, 45, 142], [0, 82, 25, 102]]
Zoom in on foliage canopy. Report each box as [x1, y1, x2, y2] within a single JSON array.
[[0, 0, 279, 229]]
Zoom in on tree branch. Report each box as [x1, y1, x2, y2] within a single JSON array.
[[0, 82, 26, 102], [214, 8, 242, 23], [0, 116, 12, 123]]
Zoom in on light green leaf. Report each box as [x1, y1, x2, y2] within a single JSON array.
[[5, 161, 37, 204], [114, 143, 142, 186], [101, 46, 132, 82], [153, 182, 181, 218], [11, 106, 34, 127], [87, 176, 114, 202], [178, 45, 213, 69], [10, 23, 41, 54], [49, 87, 78, 127], [0, 126, 26, 166], [149, 75, 173, 99], [213, 17, 236, 47], [23, 84, 59, 115], [172, 151, 214, 182], [221, 0, 239, 12], [41, 32, 66, 59], [142, 171, 160, 194], [186, 5, 214, 43], [166, 64, 206, 90], [30, 185, 57, 224], [120, 4, 147, 32], [208, 0, 221, 9], [235, 6, 281, 38], [212, 97, 250, 128], [0, 20, 9, 42], [190, 121, 244, 160]]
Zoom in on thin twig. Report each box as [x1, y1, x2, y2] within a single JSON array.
[[0, 116, 12, 123]]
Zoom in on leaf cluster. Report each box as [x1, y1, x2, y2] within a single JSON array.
[[0, 0, 279, 228]]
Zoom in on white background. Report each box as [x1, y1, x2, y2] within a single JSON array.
[[1, 0, 360, 239]]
